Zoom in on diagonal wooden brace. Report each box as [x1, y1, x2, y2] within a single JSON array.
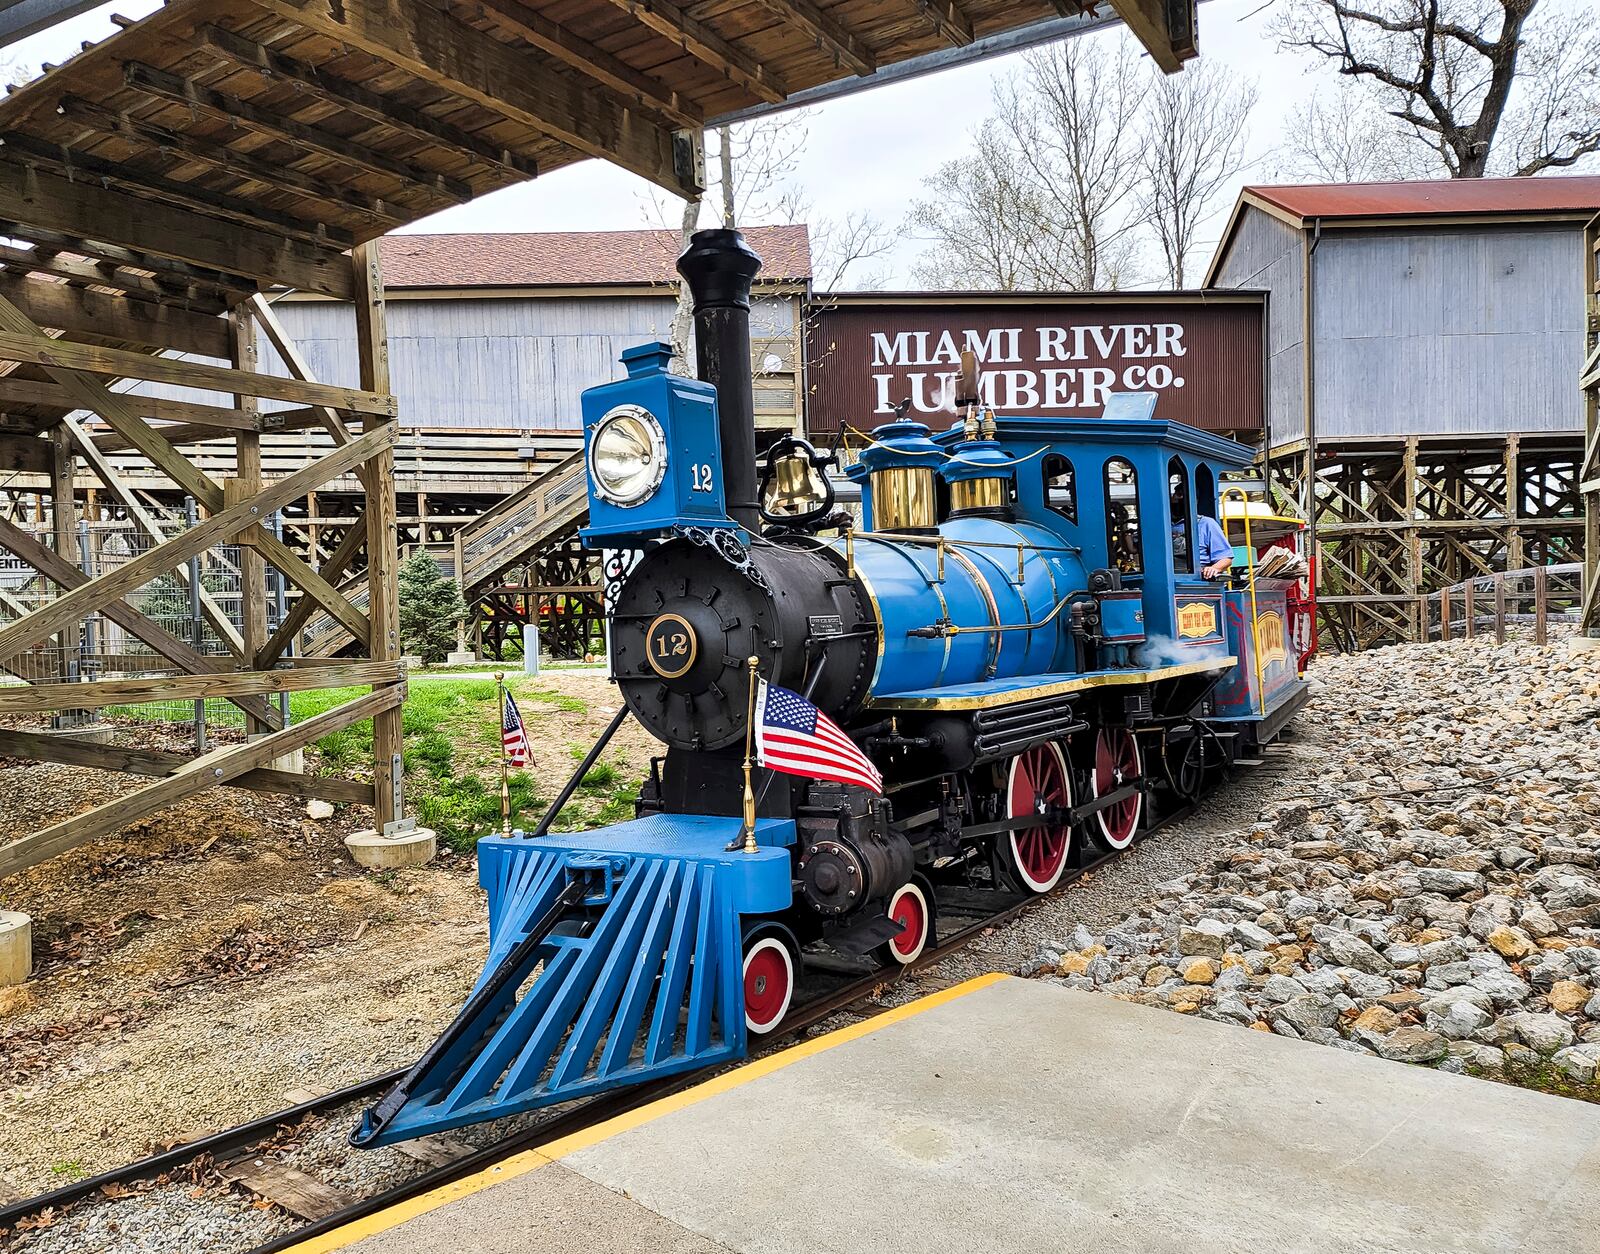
[[0, 683, 404, 877], [0, 423, 391, 659], [0, 514, 282, 730], [256, 513, 369, 668]]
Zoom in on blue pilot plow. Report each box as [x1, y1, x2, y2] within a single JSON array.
[[350, 815, 794, 1147]]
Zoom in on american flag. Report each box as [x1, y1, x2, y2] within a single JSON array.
[[755, 680, 882, 794], [501, 690, 529, 766]]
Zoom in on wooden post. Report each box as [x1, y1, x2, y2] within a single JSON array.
[[1494, 574, 1506, 645], [1465, 582, 1475, 639], [47, 425, 79, 686], [1440, 588, 1451, 641], [1535, 565, 1548, 646], [353, 241, 404, 829], [231, 306, 269, 735]]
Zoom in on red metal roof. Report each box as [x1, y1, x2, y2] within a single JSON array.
[[1244, 176, 1600, 222], [380, 225, 812, 289]]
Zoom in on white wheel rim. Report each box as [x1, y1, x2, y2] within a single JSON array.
[[1091, 730, 1143, 851], [885, 882, 931, 965], [1006, 742, 1072, 892], [742, 937, 794, 1035]]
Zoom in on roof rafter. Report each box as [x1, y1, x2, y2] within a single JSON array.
[[57, 94, 409, 228], [471, 0, 704, 129], [596, 0, 788, 105], [196, 24, 541, 184], [122, 61, 475, 205], [249, 0, 699, 198], [746, 0, 875, 77]]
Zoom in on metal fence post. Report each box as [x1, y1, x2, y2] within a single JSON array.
[[185, 496, 206, 752]]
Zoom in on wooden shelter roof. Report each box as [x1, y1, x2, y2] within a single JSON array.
[[0, 0, 1191, 299]]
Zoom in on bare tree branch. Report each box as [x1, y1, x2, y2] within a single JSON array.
[[1274, 0, 1598, 178]]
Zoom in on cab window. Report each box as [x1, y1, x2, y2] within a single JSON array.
[[1169, 456, 1194, 574], [1104, 458, 1142, 575], [1042, 454, 1076, 524]]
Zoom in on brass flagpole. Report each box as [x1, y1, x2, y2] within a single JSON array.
[[496, 671, 511, 838], [740, 655, 759, 854]]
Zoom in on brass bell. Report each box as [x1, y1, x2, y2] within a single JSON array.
[[764, 446, 825, 517]]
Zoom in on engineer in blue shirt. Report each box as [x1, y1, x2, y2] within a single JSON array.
[[1174, 514, 1234, 580], [1195, 514, 1233, 580]]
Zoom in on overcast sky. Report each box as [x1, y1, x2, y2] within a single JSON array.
[[7, 0, 1318, 286]]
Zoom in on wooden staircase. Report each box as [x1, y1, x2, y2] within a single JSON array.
[[300, 451, 589, 658]]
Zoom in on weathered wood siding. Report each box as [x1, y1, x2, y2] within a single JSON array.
[[1212, 206, 1304, 448], [1311, 224, 1585, 437], [124, 291, 802, 431]]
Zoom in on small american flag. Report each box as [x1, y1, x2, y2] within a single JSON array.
[[501, 690, 529, 766], [755, 680, 882, 794]]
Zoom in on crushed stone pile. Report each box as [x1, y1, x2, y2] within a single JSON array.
[[1029, 637, 1600, 1084]]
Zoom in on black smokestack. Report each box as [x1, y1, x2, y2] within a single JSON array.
[[677, 228, 762, 530]]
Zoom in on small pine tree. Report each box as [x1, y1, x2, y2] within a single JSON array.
[[398, 551, 467, 663]]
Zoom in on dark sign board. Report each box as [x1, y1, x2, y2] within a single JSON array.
[[803, 293, 1264, 436]]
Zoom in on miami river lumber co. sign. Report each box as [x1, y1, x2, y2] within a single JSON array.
[[803, 294, 1264, 435]]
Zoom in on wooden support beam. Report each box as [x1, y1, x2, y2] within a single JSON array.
[[0, 165, 352, 300], [352, 239, 404, 829], [0, 378, 307, 434], [0, 329, 397, 415], [0, 422, 391, 657], [0, 660, 401, 714], [256, 515, 367, 668], [0, 130, 358, 250], [251, 0, 701, 197], [1106, 0, 1193, 72], [473, 0, 704, 128], [0, 683, 403, 876], [197, 25, 542, 182], [0, 241, 231, 313], [122, 62, 475, 205], [748, 0, 875, 74], [56, 95, 408, 228], [0, 727, 369, 803], [54, 408, 249, 659], [249, 294, 352, 446], [596, 0, 787, 103], [0, 270, 230, 358], [232, 307, 269, 737], [0, 513, 282, 728], [90, 410, 324, 453]]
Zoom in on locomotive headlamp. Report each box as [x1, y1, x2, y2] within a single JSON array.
[[589, 404, 668, 506]]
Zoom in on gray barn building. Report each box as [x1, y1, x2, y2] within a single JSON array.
[[104, 225, 812, 549], [1206, 176, 1600, 648]]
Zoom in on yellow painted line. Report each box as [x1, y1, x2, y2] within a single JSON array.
[[278, 972, 1011, 1254]]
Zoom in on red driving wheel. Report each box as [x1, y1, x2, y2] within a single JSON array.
[[1091, 728, 1144, 850], [1004, 742, 1073, 893]]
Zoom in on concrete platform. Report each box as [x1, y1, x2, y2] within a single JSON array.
[[300, 975, 1600, 1254]]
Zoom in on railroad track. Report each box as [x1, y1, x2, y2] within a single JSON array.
[[1, 756, 1294, 1252]]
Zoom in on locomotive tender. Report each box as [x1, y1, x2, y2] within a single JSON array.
[[352, 230, 1310, 1148]]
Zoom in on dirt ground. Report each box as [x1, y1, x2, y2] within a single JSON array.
[[0, 671, 656, 1196]]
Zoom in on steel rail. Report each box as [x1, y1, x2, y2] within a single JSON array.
[[0, 775, 1248, 1246]]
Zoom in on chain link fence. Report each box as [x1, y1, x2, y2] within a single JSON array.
[[0, 500, 292, 748]]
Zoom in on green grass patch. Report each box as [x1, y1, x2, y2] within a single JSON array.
[[101, 677, 640, 852]]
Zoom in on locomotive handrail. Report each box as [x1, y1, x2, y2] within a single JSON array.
[[1221, 487, 1268, 716]]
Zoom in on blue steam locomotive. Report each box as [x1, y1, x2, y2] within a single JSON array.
[[351, 230, 1309, 1147]]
